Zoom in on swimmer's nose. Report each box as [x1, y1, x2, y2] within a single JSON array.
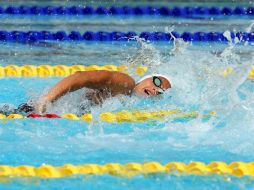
[[151, 88, 159, 96]]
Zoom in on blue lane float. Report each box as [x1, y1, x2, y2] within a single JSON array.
[[1, 6, 254, 17], [0, 31, 253, 42]]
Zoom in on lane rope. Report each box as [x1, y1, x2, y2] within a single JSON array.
[[0, 65, 148, 77], [0, 6, 254, 17], [0, 110, 216, 123], [0, 65, 253, 80], [0, 31, 253, 42], [1, 161, 254, 178]]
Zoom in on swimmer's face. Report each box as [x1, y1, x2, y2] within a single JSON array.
[[134, 76, 171, 97]]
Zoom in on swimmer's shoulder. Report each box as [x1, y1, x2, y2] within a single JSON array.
[[98, 71, 135, 95], [75, 70, 136, 90], [110, 71, 135, 86]]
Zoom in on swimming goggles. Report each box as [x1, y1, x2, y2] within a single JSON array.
[[153, 76, 164, 95]]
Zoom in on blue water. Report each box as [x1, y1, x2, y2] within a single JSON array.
[[0, 15, 253, 32], [1, 41, 254, 189], [1, 1, 254, 190], [1, 176, 254, 190]]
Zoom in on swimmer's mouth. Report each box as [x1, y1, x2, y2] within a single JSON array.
[[144, 89, 150, 96]]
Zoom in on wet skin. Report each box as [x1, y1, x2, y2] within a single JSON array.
[[35, 70, 171, 113]]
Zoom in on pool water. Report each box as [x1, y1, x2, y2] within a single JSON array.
[[1, 1, 254, 190]]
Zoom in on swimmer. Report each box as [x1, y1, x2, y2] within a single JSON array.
[[0, 70, 171, 115]]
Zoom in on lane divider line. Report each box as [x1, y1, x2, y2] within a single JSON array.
[[0, 161, 254, 178], [0, 6, 254, 17], [0, 65, 148, 77], [0, 110, 216, 123], [0, 65, 253, 79], [0, 31, 253, 42]]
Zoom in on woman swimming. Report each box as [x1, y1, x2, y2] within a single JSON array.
[[0, 70, 171, 115]]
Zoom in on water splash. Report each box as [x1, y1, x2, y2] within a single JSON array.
[[124, 37, 162, 75], [245, 21, 254, 33], [165, 26, 190, 56]]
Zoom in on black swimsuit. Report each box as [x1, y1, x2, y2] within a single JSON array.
[[0, 103, 34, 115]]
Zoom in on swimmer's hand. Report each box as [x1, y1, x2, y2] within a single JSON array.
[[35, 97, 48, 114]]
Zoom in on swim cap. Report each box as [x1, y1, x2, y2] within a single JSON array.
[[137, 74, 172, 86]]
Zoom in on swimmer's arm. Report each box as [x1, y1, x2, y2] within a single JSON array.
[[36, 71, 135, 112]]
